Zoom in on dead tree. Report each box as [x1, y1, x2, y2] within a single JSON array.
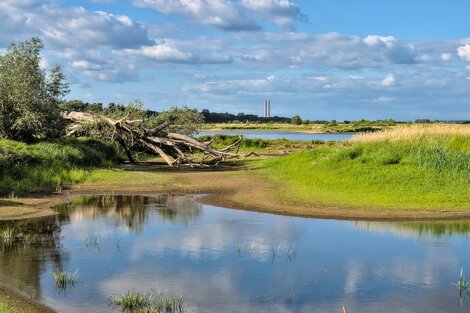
[[61, 111, 255, 168]]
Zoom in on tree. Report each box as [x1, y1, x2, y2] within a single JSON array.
[[0, 37, 69, 142], [291, 115, 302, 125]]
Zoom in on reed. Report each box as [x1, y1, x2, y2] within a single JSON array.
[[287, 245, 296, 261], [84, 233, 102, 250], [352, 124, 470, 142], [109, 291, 184, 313], [52, 268, 78, 289]]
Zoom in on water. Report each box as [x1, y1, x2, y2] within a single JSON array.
[[198, 130, 353, 141], [1, 194, 470, 312]]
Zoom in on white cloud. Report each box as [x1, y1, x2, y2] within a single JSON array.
[[133, 0, 260, 31], [0, 1, 151, 48], [457, 44, 470, 61], [374, 96, 395, 102], [127, 42, 194, 62], [441, 53, 452, 61], [381, 74, 397, 87], [363, 35, 396, 48], [133, 0, 303, 31]]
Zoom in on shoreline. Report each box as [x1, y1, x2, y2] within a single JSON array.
[[0, 283, 55, 313], [2, 164, 470, 223]]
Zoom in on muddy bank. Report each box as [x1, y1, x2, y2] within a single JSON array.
[[2, 163, 470, 222]]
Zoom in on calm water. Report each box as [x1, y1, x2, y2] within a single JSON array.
[[198, 130, 353, 141], [1, 195, 470, 312]]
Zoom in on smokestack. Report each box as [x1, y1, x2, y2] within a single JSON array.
[[267, 100, 271, 118], [263, 100, 267, 117]]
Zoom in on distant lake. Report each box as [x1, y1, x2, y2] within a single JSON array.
[[198, 130, 353, 141]]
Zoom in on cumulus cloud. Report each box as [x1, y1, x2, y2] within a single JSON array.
[[363, 35, 396, 48], [457, 44, 470, 61], [132, 0, 303, 31], [0, 1, 151, 49]]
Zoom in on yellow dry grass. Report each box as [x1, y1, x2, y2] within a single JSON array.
[[351, 124, 470, 142]]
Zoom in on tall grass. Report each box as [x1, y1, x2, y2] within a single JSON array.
[[52, 268, 78, 290], [0, 138, 119, 195], [109, 291, 184, 313], [262, 126, 470, 210], [352, 124, 470, 142]]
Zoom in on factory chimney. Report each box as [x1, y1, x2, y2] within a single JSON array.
[[263, 99, 271, 118]]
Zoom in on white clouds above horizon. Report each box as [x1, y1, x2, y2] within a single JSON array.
[[132, 0, 304, 31], [0, 0, 469, 119]]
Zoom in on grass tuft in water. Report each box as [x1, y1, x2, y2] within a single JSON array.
[[52, 268, 78, 290], [109, 291, 184, 313], [84, 232, 102, 250], [287, 245, 296, 261]]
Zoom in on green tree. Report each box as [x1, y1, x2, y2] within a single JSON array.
[[0, 37, 69, 142], [291, 115, 302, 125]]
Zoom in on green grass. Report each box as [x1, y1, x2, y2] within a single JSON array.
[[109, 291, 184, 313], [0, 302, 10, 313], [0, 138, 119, 195], [261, 135, 470, 210], [52, 268, 79, 290], [196, 134, 323, 152]]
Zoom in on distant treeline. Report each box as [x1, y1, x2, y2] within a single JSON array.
[[60, 101, 469, 125]]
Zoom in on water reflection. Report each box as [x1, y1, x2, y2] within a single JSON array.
[[1, 195, 470, 312], [353, 220, 470, 238], [0, 218, 64, 298]]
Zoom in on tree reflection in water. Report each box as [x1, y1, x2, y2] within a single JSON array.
[[0, 194, 202, 300]]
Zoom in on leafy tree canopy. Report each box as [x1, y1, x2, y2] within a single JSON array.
[[0, 37, 69, 142]]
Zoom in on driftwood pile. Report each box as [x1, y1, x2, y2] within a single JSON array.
[[62, 111, 255, 168]]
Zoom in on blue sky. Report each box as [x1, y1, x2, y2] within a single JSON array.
[[1, 0, 470, 120]]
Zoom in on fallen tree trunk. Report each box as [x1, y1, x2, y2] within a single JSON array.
[[61, 111, 254, 168]]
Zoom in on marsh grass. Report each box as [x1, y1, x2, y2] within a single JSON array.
[[262, 126, 470, 210], [458, 267, 470, 306], [52, 268, 78, 290], [109, 291, 184, 313], [0, 229, 14, 244], [352, 124, 470, 142], [287, 245, 296, 262], [84, 232, 102, 250], [271, 244, 280, 263], [0, 138, 119, 195]]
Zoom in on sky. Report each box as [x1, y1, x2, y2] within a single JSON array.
[[1, 0, 470, 120]]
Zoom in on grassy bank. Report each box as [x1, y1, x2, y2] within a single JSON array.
[[201, 122, 325, 132], [0, 138, 118, 196], [196, 134, 326, 154], [201, 121, 397, 133], [262, 125, 470, 210]]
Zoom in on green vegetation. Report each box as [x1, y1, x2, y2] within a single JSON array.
[[262, 130, 470, 210], [0, 138, 118, 196], [196, 134, 324, 152], [52, 268, 78, 289], [321, 119, 396, 133], [291, 115, 302, 125], [0, 302, 9, 313], [0, 37, 68, 142], [109, 291, 184, 313], [459, 268, 470, 298]]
